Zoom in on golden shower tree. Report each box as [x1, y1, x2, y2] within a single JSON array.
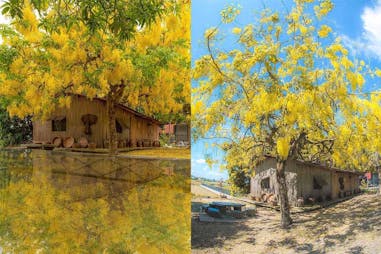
[[193, 0, 381, 227], [0, 0, 190, 154]]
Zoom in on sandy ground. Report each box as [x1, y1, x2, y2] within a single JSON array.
[[192, 185, 381, 254]]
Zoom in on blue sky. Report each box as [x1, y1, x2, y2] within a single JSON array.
[[191, 0, 381, 180]]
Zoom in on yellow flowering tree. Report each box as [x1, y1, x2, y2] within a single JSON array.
[[0, 0, 190, 154], [1, 0, 165, 40], [193, 0, 380, 227], [332, 92, 381, 195]]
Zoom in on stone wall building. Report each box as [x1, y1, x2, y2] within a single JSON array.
[[250, 157, 362, 206]]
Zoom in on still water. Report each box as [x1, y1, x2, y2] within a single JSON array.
[[0, 149, 190, 253]]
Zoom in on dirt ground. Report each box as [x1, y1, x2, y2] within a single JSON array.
[[192, 186, 381, 254]]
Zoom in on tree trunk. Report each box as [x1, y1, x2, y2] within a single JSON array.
[[378, 168, 381, 195], [276, 159, 293, 228], [107, 95, 117, 156]]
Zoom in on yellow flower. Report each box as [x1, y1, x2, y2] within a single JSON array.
[[317, 25, 332, 38], [276, 136, 291, 159], [232, 27, 242, 34]]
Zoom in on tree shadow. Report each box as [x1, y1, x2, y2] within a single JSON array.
[[191, 194, 381, 252], [290, 194, 381, 252], [191, 219, 251, 250]]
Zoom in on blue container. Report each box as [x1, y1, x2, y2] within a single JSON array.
[[206, 207, 221, 218]]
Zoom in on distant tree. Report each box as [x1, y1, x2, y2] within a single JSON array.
[[228, 165, 250, 196], [0, 104, 32, 147]]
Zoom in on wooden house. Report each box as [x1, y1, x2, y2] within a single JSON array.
[[32, 95, 161, 148], [250, 157, 362, 206]]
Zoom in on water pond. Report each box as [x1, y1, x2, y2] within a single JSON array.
[[0, 149, 190, 253]]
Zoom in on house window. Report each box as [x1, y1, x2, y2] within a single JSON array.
[[313, 176, 328, 190], [313, 177, 322, 190], [339, 177, 344, 190], [261, 177, 270, 189], [52, 117, 66, 132], [116, 120, 123, 133]]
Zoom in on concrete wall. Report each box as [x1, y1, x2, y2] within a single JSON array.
[[251, 158, 298, 205], [251, 157, 361, 206]]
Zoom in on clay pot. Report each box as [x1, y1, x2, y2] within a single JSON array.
[[63, 137, 74, 148], [52, 137, 62, 147], [88, 142, 96, 149], [296, 197, 304, 207], [307, 197, 316, 204], [266, 193, 274, 203], [79, 137, 88, 148], [72, 143, 81, 148]]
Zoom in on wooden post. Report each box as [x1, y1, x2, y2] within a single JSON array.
[[377, 166, 381, 195], [107, 95, 117, 156]]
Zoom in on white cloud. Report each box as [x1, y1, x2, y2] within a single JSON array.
[[191, 158, 206, 164], [361, 0, 381, 58], [192, 165, 228, 180], [343, 0, 381, 60], [195, 158, 206, 164]]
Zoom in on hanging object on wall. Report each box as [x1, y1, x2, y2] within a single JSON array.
[[81, 114, 98, 135]]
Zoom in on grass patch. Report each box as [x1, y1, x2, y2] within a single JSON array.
[[122, 148, 190, 159]]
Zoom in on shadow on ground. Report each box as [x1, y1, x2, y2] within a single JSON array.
[[192, 194, 381, 253], [191, 219, 251, 251], [295, 195, 381, 252]]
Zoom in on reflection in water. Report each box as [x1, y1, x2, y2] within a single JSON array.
[[0, 149, 190, 253]]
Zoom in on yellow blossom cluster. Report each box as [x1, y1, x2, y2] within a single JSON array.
[[0, 0, 190, 121]]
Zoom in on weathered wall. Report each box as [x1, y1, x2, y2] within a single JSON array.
[[331, 171, 360, 199], [251, 158, 298, 205], [129, 116, 160, 147], [295, 162, 332, 201], [251, 157, 361, 206], [33, 96, 160, 148]]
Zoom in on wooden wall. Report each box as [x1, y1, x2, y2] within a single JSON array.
[[33, 96, 160, 148], [331, 171, 361, 199], [294, 162, 332, 201]]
